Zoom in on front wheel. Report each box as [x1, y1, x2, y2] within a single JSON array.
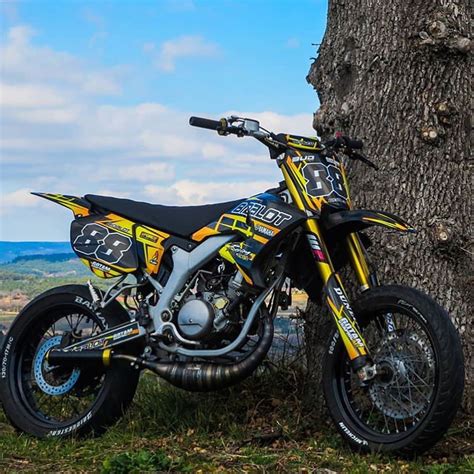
[[0, 285, 141, 438], [323, 285, 464, 456]]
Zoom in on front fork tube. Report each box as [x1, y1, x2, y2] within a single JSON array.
[[305, 220, 372, 372], [346, 232, 381, 289], [346, 233, 396, 333]]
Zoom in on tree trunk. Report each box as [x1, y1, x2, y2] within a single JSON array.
[[305, 0, 472, 412]]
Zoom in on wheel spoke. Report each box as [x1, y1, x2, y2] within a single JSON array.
[[18, 310, 107, 424], [342, 310, 436, 436]]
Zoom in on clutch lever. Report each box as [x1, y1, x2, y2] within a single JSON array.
[[349, 150, 379, 170]]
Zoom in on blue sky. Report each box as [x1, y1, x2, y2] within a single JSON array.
[[0, 0, 327, 241]]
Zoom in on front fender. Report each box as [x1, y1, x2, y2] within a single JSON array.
[[321, 209, 415, 236]]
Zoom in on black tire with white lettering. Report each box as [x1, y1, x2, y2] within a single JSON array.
[[323, 285, 464, 456], [0, 285, 141, 438]]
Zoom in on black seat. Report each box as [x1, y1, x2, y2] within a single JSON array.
[[84, 194, 244, 237]]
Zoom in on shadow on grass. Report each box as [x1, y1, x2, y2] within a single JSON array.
[[0, 365, 472, 473], [118, 363, 312, 438]]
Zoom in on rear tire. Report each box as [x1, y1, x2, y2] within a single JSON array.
[[0, 285, 141, 438], [323, 285, 464, 456]]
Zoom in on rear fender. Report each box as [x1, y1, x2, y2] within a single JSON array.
[[32, 193, 91, 218], [321, 209, 415, 236]]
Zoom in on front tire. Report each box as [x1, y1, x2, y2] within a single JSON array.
[[0, 285, 141, 438], [323, 285, 464, 456]]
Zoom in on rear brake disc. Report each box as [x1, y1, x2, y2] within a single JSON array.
[[33, 336, 81, 396]]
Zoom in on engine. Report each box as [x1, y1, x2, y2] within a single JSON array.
[[175, 260, 244, 344], [143, 257, 275, 392]]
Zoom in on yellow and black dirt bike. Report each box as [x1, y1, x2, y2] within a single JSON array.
[[0, 116, 464, 454]]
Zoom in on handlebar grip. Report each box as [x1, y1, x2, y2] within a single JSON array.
[[189, 116, 222, 131], [344, 136, 363, 149], [325, 135, 364, 150]]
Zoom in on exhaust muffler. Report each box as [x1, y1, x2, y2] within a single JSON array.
[[47, 314, 273, 392]]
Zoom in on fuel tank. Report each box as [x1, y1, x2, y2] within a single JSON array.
[[192, 192, 306, 287]]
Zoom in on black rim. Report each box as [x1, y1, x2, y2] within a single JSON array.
[[16, 305, 107, 426], [335, 303, 437, 441]]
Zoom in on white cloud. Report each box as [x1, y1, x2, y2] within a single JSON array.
[[9, 106, 80, 124], [82, 74, 121, 95], [81, 8, 105, 29], [118, 163, 175, 182], [143, 42, 156, 53], [1, 25, 122, 96], [201, 143, 228, 159], [153, 35, 220, 72], [144, 179, 277, 205], [81, 8, 109, 52], [0, 24, 315, 239], [0, 82, 68, 108], [140, 131, 205, 157], [0, 189, 41, 215], [6, 24, 34, 45], [222, 110, 314, 136], [88, 31, 108, 49]]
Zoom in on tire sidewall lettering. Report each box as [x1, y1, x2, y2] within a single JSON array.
[[328, 331, 339, 355], [338, 421, 369, 446], [73, 296, 108, 328], [47, 410, 93, 437], [397, 299, 428, 324], [1, 336, 14, 379], [0, 285, 139, 439]]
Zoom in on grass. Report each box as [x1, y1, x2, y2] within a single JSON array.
[[0, 370, 472, 473]]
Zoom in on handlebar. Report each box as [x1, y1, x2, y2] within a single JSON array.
[[323, 135, 377, 168], [343, 137, 364, 149], [188, 115, 377, 168], [324, 134, 364, 150], [189, 116, 222, 131], [189, 116, 247, 137], [190, 115, 265, 139]]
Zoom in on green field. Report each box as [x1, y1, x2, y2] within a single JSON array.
[[0, 256, 472, 472], [0, 373, 472, 473]]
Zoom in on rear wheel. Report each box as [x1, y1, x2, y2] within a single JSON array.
[[323, 285, 464, 456], [0, 285, 141, 438]]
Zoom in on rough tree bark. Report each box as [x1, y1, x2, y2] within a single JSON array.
[[304, 0, 472, 413]]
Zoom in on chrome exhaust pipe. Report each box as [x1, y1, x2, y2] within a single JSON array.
[[48, 313, 273, 392], [136, 314, 274, 391]]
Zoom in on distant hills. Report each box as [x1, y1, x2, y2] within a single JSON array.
[[0, 243, 91, 306], [0, 241, 72, 264], [11, 253, 76, 263]]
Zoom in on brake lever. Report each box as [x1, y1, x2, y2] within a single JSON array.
[[350, 151, 379, 170]]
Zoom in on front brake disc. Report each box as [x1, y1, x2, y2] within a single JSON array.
[[368, 332, 434, 420]]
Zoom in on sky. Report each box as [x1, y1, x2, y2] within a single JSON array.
[[0, 0, 327, 241]]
